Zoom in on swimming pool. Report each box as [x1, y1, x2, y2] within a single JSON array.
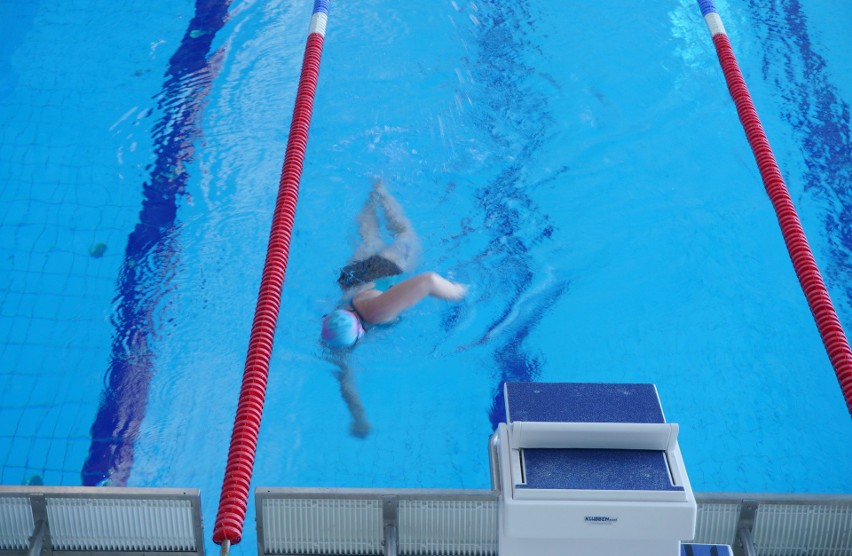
[[2, 0, 851, 553]]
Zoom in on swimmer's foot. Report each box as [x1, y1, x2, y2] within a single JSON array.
[[371, 178, 393, 204]]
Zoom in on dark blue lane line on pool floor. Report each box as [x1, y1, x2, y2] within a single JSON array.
[[81, 0, 232, 487], [437, 2, 568, 431], [745, 0, 852, 312]]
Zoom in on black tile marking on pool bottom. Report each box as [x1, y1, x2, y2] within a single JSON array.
[[81, 0, 232, 487], [431, 2, 567, 431]]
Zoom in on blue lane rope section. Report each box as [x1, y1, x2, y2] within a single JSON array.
[[81, 0, 232, 487], [698, 0, 718, 16]]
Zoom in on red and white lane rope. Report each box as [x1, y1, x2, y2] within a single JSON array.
[[213, 2, 330, 553], [697, 0, 852, 417]]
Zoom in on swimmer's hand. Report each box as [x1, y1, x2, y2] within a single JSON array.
[[350, 418, 371, 438], [444, 281, 467, 301], [429, 273, 467, 301]]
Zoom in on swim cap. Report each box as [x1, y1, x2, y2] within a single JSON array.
[[321, 309, 365, 348]]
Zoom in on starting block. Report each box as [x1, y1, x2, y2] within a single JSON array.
[[492, 382, 697, 556]]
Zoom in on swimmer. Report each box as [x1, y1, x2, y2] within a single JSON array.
[[321, 179, 467, 437], [321, 179, 467, 348]]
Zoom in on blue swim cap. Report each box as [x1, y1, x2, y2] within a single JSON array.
[[321, 309, 365, 348]]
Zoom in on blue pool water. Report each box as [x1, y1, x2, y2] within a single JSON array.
[[2, 0, 852, 553]]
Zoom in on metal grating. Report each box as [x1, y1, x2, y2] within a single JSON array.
[[261, 497, 384, 555], [398, 498, 498, 556], [0, 496, 33, 550], [250, 490, 852, 556], [0, 486, 202, 555], [693, 501, 739, 546], [46, 497, 196, 551], [752, 503, 852, 556]]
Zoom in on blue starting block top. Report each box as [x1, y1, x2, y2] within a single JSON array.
[[505, 382, 665, 424], [506, 383, 682, 492], [520, 447, 680, 491], [681, 544, 733, 556]]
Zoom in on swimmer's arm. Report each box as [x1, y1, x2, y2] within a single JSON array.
[[331, 357, 371, 438], [353, 272, 466, 324]]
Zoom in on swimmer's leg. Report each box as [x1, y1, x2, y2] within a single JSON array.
[[372, 180, 412, 235], [380, 229, 421, 273], [372, 180, 422, 271], [353, 194, 384, 261]]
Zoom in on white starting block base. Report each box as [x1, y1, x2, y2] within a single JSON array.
[[500, 536, 681, 556], [494, 383, 697, 556]]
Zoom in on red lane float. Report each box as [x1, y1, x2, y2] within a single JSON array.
[[698, 2, 852, 417], [213, 3, 330, 550]]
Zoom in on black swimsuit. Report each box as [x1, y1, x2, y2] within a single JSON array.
[[337, 254, 403, 289]]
